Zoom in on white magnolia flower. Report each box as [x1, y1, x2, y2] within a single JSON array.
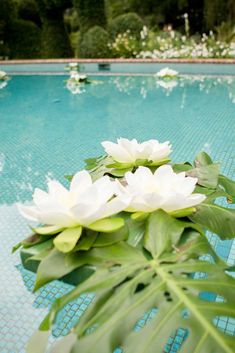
[[18, 170, 129, 227], [155, 67, 179, 78], [101, 138, 172, 164], [69, 63, 78, 68], [0, 70, 7, 81], [118, 165, 205, 213]]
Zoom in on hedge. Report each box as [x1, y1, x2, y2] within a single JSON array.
[[7, 19, 41, 59], [80, 25, 110, 58], [109, 12, 143, 38]]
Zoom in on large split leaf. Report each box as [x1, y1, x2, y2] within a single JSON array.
[[29, 211, 235, 353], [190, 203, 235, 239]]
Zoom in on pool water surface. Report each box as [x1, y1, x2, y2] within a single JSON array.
[[0, 74, 235, 352]]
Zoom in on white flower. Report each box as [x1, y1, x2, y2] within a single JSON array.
[[18, 170, 129, 227], [69, 63, 78, 68], [155, 68, 179, 78], [0, 70, 7, 80], [118, 166, 205, 213], [101, 138, 172, 164]]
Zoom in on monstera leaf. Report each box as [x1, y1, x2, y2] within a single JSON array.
[[27, 210, 235, 353]]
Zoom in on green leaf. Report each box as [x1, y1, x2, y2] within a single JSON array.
[[190, 203, 235, 239], [108, 168, 132, 177], [48, 240, 234, 353], [21, 233, 49, 248], [93, 226, 128, 247], [33, 225, 65, 235], [53, 226, 82, 253], [34, 248, 88, 291], [187, 163, 220, 188], [169, 207, 196, 218], [173, 163, 192, 172], [107, 161, 134, 169], [194, 151, 213, 167], [87, 218, 124, 233], [12, 241, 22, 253], [144, 210, 185, 256], [219, 175, 235, 198], [64, 175, 73, 182], [149, 158, 170, 166], [74, 230, 98, 251]]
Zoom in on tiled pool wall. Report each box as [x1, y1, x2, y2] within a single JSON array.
[[1, 59, 235, 76]]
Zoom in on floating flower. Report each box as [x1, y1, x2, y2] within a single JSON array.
[[18, 170, 129, 228], [118, 165, 205, 214], [155, 67, 179, 78], [102, 138, 172, 165], [0, 70, 9, 81]]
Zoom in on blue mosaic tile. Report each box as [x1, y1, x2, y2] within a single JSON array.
[[0, 74, 235, 352]]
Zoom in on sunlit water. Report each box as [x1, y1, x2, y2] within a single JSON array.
[[0, 75, 235, 352]]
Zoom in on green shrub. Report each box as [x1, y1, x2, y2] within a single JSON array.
[[7, 19, 41, 58], [40, 19, 73, 58], [109, 12, 143, 39], [80, 25, 110, 58], [73, 0, 106, 35]]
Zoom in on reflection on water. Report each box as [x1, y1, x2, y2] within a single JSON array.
[[110, 75, 235, 103]]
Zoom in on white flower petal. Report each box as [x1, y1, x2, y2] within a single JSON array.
[[48, 180, 68, 197], [120, 165, 205, 214], [17, 204, 40, 222], [101, 141, 134, 163], [70, 170, 92, 193], [38, 211, 77, 227]]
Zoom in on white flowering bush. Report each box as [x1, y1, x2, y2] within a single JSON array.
[[108, 30, 140, 58], [109, 26, 235, 59], [14, 138, 235, 353]]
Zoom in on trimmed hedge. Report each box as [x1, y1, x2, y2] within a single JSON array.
[[73, 0, 107, 34], [40, 19, 73, 58], [80, 25, 110, 58], [35, 0, 72, 58], [7, 19, 41, 59], [109, 12, 143, 38]]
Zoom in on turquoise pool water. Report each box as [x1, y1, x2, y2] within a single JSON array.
[[0, 74, 235, 352]]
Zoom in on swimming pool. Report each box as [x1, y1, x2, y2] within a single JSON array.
[[0, 68, 235, 352]]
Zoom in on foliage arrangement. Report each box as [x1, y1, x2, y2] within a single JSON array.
[[65, 62, 90, 95], [14, 137, 235, 353]]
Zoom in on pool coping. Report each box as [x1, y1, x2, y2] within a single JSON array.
[[1, 58, 235, 64], [1, 59, 235, 76]]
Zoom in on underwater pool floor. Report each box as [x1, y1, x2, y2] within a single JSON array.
[[0, 74, 235, 352]]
